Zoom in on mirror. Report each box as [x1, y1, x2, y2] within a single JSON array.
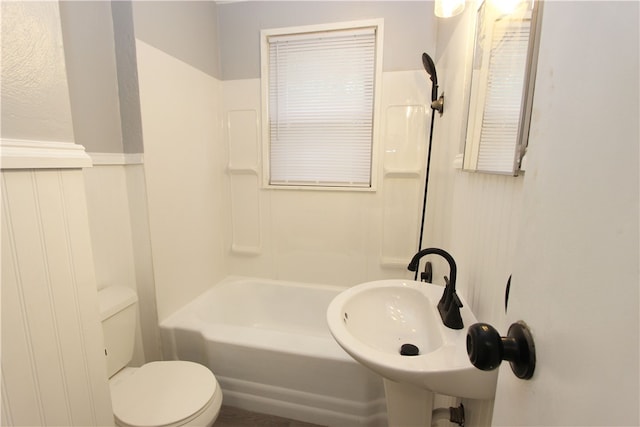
[[463, 0, 542, 175]]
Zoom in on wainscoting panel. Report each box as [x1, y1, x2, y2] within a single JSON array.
[[1, 169, 113, 426]]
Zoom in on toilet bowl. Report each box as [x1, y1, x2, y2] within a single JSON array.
[[98, 286, 223, 427], [110, 362, 222, 427]]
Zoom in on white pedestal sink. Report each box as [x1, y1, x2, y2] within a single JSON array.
[[327, 280, 498, 426]]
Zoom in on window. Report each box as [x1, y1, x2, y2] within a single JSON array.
[[261, 20, 383, 190]]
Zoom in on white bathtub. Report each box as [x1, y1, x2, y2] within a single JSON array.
[[160, 277, 387, 426]]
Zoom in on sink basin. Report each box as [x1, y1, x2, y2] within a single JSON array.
[[327, 279, 497, 400]]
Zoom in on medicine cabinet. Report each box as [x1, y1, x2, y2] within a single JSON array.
[[462, 0, 542, 175]]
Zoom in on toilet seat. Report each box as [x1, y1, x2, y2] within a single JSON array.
[[110, 361, 220, 427]]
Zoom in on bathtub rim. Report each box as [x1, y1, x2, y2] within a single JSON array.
[[159, 275, 356, 362]]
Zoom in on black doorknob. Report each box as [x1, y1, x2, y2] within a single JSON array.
[[466, 321, 536, 380]]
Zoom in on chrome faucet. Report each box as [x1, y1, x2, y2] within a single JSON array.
[[407, 248, 464, 330]]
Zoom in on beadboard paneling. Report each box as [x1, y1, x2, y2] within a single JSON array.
[[1, 169, 113, 426]]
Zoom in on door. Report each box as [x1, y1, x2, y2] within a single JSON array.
[[491, 2, 639, 425]]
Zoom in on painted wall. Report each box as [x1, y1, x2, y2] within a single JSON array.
[[7, 2, 635, 425], [132, 1, 226, 320], [217, 1, 434, 79], [1, 2, 114, 424], [132, 1, 437, 319], [60, 0, 161, 363], [1, 1, 74, 142], [60, 0, 144, 155], [428, 1, 639, 425], [59, 1, 124, 153], [111, 0, 144, 154], [133, 1, 220, 79]]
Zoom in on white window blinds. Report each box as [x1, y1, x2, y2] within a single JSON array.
[[267, 27, 377, 187]]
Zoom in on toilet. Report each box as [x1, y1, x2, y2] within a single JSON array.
[[98, 286, 223, 427]]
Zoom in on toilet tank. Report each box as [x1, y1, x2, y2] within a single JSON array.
[[98, 286, 138, 378]]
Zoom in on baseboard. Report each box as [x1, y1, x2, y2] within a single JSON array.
[[217, 375, 387, 427]]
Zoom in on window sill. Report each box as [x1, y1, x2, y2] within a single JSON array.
[[264, 183, 376, 192]]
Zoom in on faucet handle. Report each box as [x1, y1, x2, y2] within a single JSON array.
[[420, 261, 433, 282]]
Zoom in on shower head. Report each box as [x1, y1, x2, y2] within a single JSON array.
[[422, 52, 443, 113], [422, 52, 438, 86]]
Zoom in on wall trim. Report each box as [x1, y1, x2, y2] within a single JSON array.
[[1, 138, 92, 170], [88, 152, 144, 166]]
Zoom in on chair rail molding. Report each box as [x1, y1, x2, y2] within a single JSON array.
[[1, 138, 92, 170]]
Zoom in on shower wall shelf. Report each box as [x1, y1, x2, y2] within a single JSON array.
[[226, 109, 262, 256]]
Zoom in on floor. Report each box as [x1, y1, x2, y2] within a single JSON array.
[[214, 406, 326, 427]]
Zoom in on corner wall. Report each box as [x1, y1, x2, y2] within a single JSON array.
[[1, 2, 113, 424], [218, 1, 437, 287], [60, 0, 161, 364], [135, 38, 226, 320], [134, 1, 438, 319], [222, 71, 433, 285], [424, 5, 526, 425]]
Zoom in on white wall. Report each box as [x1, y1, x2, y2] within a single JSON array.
[[217, 2, 438, 287], [423, 4, 527, 425], [60, 0, 161, 364], [134, 38, 227, 320], [428, 1, 639, 425], [492, 2, 639, 424], [83, 162, 161, 365], [132, 1, 438, 319], [427, 0, 523, 327], [1, 169, 114, 426], [222, 72, 432, 286]]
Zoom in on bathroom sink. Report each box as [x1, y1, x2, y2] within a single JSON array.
[[327, 280, 497, 400]]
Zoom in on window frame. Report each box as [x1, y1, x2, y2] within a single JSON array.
[[260, 19, 384, 191]]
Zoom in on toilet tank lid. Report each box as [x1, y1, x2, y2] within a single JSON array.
[[98, 286, 138, 321]]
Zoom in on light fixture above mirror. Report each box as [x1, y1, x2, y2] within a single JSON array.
[[434, 0, 465, 18]]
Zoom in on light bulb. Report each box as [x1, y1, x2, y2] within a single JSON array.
[[434, 0, 466, 18]]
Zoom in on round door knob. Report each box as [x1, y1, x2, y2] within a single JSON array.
[[466, 321, 536, 380]]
